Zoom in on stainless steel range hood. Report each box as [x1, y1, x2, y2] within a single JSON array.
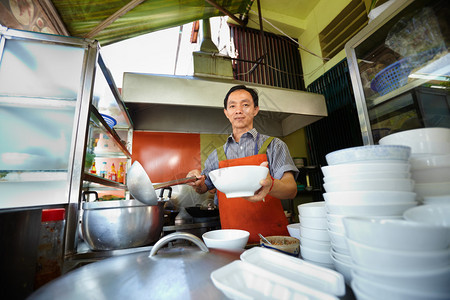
[[121, 73, 328, 137]]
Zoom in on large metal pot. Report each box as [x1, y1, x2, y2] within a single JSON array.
[[82, 199, 164, 250], [30, 233, 243, 300]]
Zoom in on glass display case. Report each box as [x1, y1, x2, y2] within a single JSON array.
[[0, 26, 133, 260], [345, 0, 449, 144]]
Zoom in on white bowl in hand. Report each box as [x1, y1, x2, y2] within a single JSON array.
[[209, 165, 268, 198]]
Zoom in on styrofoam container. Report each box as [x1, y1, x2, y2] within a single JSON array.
[[325, 201, 418, 216], [352, 263, 450, 295], [300, 235, 331, 251], [240, 247, 345, 296], [403, 204, 450, 227], [323, 178, 415, 193], [321, 162, 411, 178], [210, 260, 339, 300], [323, 191, 417, 206], [323, 170, 410, 183], [287, 223, 300, 239], [379, 127, 450, 156], [330, 251, 352, 284], [352, 271, 450, 300], [298, 201, 326, 217], [301, 245, 333, 265], [343, 217, 450, 251], [299, 225, 330, 242], [347, 238, 450, 271], [325, 145, 411, 165], [300, 216, 328, 229]]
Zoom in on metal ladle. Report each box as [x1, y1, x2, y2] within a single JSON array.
[[127, 161, 196, 206]]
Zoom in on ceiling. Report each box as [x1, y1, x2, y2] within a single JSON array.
[[46, 0, 320, 45]]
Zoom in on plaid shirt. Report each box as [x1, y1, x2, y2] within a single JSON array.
[[202, 128, 298, 193]]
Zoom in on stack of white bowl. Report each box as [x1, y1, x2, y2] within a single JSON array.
[[322, 145, 418, 284], [297, 202, 334, 269], [344, 204, 450, 300], [379, 127, 450, 205]]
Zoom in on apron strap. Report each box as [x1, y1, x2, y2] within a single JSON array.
[[258, 136, 274, 155]]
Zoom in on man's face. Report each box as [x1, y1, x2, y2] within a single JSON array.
[[224, 89, 259, 131]]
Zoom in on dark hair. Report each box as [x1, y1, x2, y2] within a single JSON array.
[[223, 85, 259, 109]]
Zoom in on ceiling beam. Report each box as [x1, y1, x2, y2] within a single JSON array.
[[204, 0, 246, 27], [84, 0, 145, 39]]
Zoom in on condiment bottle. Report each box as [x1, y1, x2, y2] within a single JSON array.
[[101, 162, 107, 178], [117, 162, 125, 184], [109, 163, 117, 181], [90, 161, 97, 174]]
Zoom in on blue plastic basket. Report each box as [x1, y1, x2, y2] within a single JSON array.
[[371, 48, 443, 96], [370, 58, 413, 96], [100, 114, 117, 129]]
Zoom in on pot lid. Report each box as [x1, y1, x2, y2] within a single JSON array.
[[29, 233, 242, 300]]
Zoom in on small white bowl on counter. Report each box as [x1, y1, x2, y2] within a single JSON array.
[[202, 229, 249, 250]]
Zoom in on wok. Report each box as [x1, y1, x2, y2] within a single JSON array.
[[127, 161, 196, 205], [185, 206, 219, 218]]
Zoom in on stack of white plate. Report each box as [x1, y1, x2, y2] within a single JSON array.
[[322, 145, 418, 283], [343, 206, 450, 300], [297, 202, 333, 269], [379, 127, 450, 205]]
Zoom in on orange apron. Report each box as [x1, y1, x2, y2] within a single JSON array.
[[217, 136, 289, 244]]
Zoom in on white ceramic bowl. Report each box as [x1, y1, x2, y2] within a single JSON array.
[[321, 162, 411, 178], [323, 178, 415, 193], [403, 205, 450, 227], [323, 191, 417, 206], [325, 201, 418, 216], [209, 166, 268, 198], [331, 242, 351, 256], [343, 217, 450, 251], [287, 223, 300, 239], [299, 225, 330, 242], [352, 263, 450, 296], [327, 222, 345, 234], [323, 170, 410, 183], [325, 145, 411, 165], [299, 236, 331, 251], [327, 213, 402, 226], [379, 127, 450, 155], [410, 153, 450, 170], [423, 195, 450, 205], [330, 247, 352, 264], [299, 216, 327, 230], [297, 201, 326, 218], [352, 271, 450, 300], [347, 238, 450, 271], [412, 166, 450, 184], [327, 230, 348, 250], [330, 251, 352, 284], [300, 245, 333, 264], [202, 229, 249, 250], [414, 181, 450, 200], [302, 258, 335, 270]]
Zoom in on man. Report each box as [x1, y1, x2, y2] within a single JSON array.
[[187, 85, 298, 243]]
